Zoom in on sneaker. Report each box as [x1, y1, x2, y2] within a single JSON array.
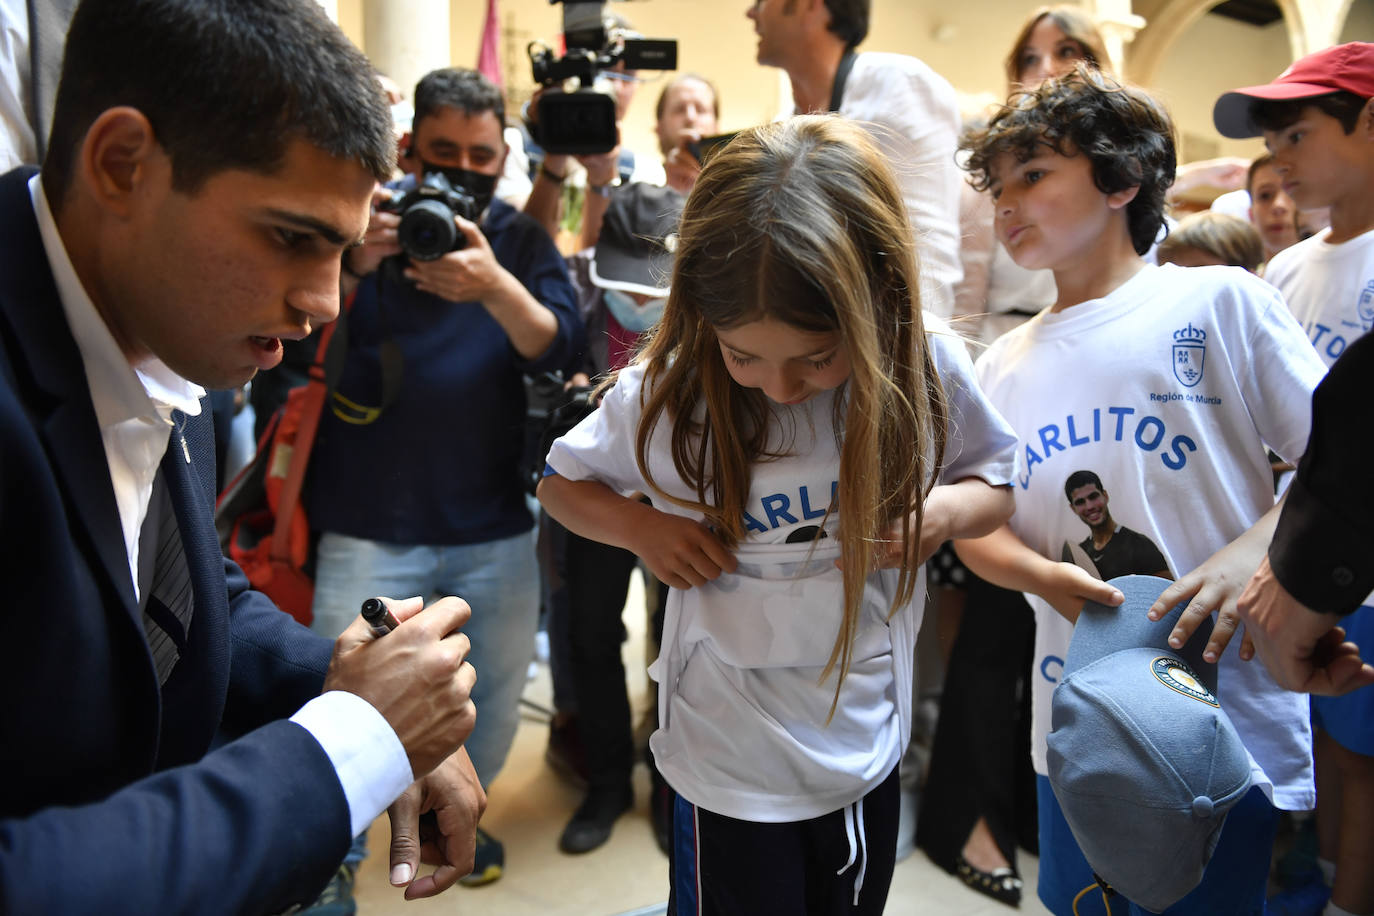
[[300, 863, 357, 915], [559, 785, 633, 854], [1267, 874, 1332, 916], [458, 826, 504, 887]]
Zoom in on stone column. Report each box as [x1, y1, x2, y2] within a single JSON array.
[[1087, 0, 1147, 76], [1288, 0, 1353, 57], [363, 0, 452, 102]]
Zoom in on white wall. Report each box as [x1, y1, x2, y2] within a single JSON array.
[[1152, 13, 1292, 162]]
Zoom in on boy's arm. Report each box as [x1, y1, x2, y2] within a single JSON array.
[[1145, 497, 1286, 663], [954, 524, 1124, 622], [536, 473, 737, 589]]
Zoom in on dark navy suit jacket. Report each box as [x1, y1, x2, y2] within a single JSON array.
[[0, 168, 350, 914]]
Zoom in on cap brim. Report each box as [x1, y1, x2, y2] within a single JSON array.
[[1213, 82, 1337, 138], [590, 250, 672, 298], [1066, 574, 1218, 694]]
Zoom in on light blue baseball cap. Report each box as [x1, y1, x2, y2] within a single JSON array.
[[1047, 575, 1253, 913]]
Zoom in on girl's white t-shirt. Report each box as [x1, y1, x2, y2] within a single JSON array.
[[975, 262, 1327, 811], [546, 317, 1017, 821]]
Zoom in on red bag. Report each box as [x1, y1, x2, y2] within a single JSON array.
[[215, 320, 338, 625]]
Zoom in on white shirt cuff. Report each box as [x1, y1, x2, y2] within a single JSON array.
[[291, 690, 414, 838]]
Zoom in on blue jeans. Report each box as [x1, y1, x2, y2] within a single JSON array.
[[311, 528, 540, 787]]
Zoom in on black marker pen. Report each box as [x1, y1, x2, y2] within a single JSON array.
[[360, 597, 402, 637]]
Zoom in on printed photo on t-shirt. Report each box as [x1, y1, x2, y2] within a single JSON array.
[[1057, 469, 1173, 581]]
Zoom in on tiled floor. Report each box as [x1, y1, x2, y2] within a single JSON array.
[[353, 572, 1051, 915]]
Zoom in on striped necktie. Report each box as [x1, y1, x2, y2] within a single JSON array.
[[137, 466, 195, 686]]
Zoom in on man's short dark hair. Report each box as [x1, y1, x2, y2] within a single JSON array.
[[1250, 91, 1367, 136], [654, 73, 721, 122], [823, 0, 869, 49], [960, 66, 1176, 258], [413, 69, 505, 134], [1064, 470, 1104, 500], [43, 0, 394, 201]]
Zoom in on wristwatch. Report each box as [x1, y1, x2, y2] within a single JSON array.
[[587, 176, 621, 198]]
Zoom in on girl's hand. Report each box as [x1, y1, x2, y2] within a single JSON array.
[[629, 509, 737, 590], [1042, 563, 1125, 623]]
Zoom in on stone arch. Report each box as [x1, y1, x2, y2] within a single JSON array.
[[1127, 0, 1358, 87], [1126, 0, 1218, 87]]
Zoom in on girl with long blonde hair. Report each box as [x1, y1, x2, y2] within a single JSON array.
[[538, 115, 1016, 913]]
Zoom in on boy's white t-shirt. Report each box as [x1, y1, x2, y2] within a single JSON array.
[[1264, 226, 1374, 368], [1266, 226, 1374, 605], [546, 317, 1017, 821], [976, 263, 1327, 811]]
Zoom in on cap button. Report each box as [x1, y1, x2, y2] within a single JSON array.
[[1191, 796, 1215, 818], [1333, 566, 1355, 587]]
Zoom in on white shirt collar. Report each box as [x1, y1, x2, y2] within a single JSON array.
[[28, 172, 204, 425]]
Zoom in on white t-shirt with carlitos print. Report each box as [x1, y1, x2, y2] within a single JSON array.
[[547, 317, 1017, 822], [976, 262, 1327, 811], [1265, 226, 1374, 368]]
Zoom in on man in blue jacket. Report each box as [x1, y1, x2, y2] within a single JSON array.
[[310, 67, 583, 885], [0, 1, 484, 912]]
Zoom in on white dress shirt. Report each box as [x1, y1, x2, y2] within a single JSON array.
[[0, 0, 36, 171]]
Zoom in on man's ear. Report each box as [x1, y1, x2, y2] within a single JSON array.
[[1107, 185, 1139, 210], [79, 107, 162, 216], [397, 130, 420, 176], [1360, 97, 1374, 142]]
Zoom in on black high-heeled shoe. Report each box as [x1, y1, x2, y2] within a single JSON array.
[[956, 854, 1023, 908]]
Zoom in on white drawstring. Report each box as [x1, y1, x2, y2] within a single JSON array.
[[835, 798, 868, 906]]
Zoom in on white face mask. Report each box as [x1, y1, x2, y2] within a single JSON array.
[[603, 288, 668, 333]]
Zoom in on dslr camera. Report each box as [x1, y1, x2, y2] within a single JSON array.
[[379, 172, 480, 262], [527, 0, 676, 155]]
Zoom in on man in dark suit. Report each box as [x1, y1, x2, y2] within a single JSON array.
[[0, 1, 484, 912]]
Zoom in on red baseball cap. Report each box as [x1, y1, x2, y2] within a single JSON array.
[[1213, 42, 1374, 138]]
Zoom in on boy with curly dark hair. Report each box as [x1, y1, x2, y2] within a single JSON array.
[[953, 68, 1328, 915]]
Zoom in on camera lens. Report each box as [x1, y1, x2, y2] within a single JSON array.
[[398, 199, 461, 261]]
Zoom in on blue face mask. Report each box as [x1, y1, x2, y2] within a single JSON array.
[[602, 288, 667, 333]]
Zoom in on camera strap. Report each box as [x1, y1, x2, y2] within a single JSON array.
[[326, 271, 405, 425], [829, 50, 858, 113]]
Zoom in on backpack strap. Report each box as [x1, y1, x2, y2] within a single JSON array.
[[267, 293, 352, 563]]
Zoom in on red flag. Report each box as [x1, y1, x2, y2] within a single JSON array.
[[477, 0, 502, 87]]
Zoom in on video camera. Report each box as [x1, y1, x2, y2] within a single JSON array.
[[527, 1, 677, 155], [379, 172, 480, 262]]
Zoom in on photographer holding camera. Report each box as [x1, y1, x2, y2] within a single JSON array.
[[311, 67, 583, 890]]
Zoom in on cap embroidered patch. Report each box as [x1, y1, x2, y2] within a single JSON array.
[[1152, 657, 1219, 706]]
